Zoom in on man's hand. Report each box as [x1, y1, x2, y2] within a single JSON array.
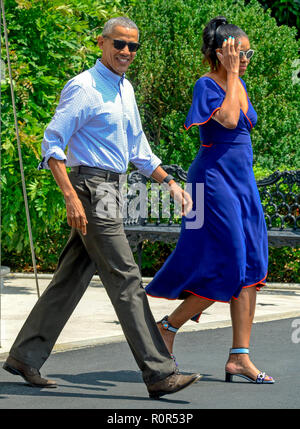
[[48, 158, 88, 235], [65, 192, 88, 236], [150, 166, 193, 216], [169, 182, 193, 217]]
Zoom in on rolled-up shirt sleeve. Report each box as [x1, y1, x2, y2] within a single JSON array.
[[130, 130, 161, 177], [39, 82, 92, 169]]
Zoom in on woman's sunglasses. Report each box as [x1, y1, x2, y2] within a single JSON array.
[[240, 49, 254, 60], [104, 36, 140, 52]]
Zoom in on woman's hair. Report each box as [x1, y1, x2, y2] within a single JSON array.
[[202, 16, 248, 71]]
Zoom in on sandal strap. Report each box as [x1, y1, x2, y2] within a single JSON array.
[[170, 354, 180, 374], [170, 354, 179, 367], [159, 315, 178, 333], [256, 372, 266, 383], [230, 348, 249, 354]]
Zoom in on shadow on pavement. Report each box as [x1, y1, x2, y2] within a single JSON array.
[[0, 369, 192, 405], [0, 381, 190, 404], [1, 283, 33, 295], [49, 370, 144, 385]]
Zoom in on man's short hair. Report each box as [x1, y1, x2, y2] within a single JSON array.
[[102, 17, 139, 38]]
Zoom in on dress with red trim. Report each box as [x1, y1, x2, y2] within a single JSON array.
[[145, 76, 268, 303]]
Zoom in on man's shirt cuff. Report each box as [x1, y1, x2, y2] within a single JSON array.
[[38, 146, 67, 170], [136, 154, 161, 178]]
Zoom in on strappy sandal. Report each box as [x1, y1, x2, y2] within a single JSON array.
[[158, 315, 179, 371], [225, 348, 275, 384]]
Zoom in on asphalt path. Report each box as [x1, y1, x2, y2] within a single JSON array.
[[0, 318, 299, 412]]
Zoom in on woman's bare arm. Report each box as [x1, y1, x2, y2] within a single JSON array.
[[213, 37, 241, 129]]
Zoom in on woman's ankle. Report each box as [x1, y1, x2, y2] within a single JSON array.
[[157, 322, 175, 354]]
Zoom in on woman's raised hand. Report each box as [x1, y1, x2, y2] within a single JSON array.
[[216, 37, 241, 74]]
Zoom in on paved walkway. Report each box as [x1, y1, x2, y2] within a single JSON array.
[[1, 273, 300, 358], [1, 318, 299, 409]]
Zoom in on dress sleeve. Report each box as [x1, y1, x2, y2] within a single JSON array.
[[184, 78, 224, 130]]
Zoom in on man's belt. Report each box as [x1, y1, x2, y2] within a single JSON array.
[[71, 166, 123, 181]]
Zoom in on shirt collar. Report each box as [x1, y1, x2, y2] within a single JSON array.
[[94, 59, 125, 88]]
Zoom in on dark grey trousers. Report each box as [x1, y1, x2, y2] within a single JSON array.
[[9, 171, 175, 385]]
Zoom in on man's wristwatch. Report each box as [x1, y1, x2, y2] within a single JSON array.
[[162, 174, 175, 186]]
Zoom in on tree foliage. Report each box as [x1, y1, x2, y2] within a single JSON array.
[[1, 0, 299, 281], [250, 0, 300, 37], [127, 0, 300, 172], [1, 0, 122, 264]]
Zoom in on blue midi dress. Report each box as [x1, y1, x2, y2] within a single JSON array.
[[145, 76, 268, 306]]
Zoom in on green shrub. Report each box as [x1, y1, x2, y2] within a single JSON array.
[[250, 0, 300, 37], [1, 0, 299, 283], [268, 246, 300, 283], [127, 0, 300, 282], [127, 0, 300, 171], [137, 243, 300, 284], [1, 0, 122, 266]]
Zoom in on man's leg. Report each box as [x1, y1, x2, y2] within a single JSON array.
[[5, 172, 199, 396], [77, 174, 175, 385], [81, 225, 175, 385], [9, 227, 96, 369]]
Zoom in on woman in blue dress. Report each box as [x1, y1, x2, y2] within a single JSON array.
[[146, 16, 274, 384]]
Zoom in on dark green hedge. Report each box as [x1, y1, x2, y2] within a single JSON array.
[[127, 0, 300, 172], [249, 0, 300, 37], [1, 0, 121, 260], [1, 0, 299, 282], [138, 241, 300, 283]]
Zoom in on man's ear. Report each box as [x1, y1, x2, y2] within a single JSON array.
[[97, 35, 104, 50]]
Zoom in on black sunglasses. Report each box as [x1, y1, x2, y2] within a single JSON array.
[[104, 36, 140, 52]]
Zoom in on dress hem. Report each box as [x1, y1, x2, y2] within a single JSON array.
[[145, 272, 268, 306]]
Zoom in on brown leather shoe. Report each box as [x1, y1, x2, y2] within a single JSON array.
[[3, 356, 57, 388], [147, 372, 201, 399]]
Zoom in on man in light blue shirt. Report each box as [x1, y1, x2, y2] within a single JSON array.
[[4, 17, 200, 398], [40, 56, 162, 177]]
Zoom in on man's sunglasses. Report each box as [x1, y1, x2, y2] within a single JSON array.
[[104, 36, 140, 52], [240, 49, 254, 60]]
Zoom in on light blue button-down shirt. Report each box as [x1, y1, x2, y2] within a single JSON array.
[[39, 59, 161, 177]]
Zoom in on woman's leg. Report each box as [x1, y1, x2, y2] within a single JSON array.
[[157, 295, 215, 354], [231, 286, 256, 348], [226, 286, 273, 380]]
